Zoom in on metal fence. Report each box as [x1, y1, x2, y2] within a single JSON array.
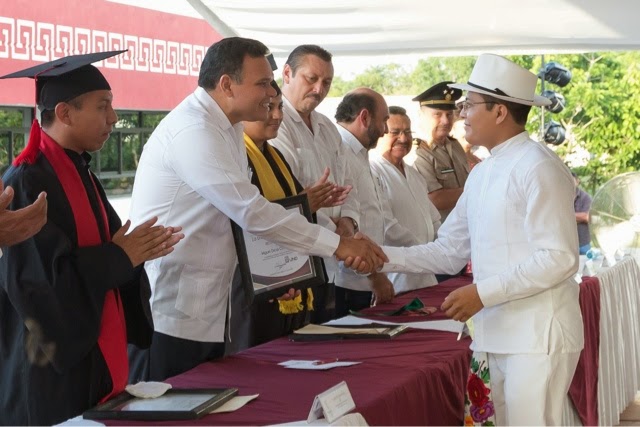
[[0, 107, 166, 195]]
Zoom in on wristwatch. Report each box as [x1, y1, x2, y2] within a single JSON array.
[[349, 217, 359, 233]]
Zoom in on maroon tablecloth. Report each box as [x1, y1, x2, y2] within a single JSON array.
[[101, 274, 600, 426], [569, 275, 601, 426], [105, 278, 472, 426]]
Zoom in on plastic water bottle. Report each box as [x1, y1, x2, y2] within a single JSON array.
[[585, 248, 604, 272], [585, 248, 601, 260]]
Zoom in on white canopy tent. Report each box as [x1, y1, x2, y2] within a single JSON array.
[[190, 0, 640, 57], [112, 0, 640, 57]]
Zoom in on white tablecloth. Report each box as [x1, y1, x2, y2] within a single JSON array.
[[562, 257, 640, 425]]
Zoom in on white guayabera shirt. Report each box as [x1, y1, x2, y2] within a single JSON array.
[[335, 127, 416, 292], [271, 97, 361, 282], [370, 154, 441, 293], [383, 132, 584, 355], [129, 87, 339, 343]]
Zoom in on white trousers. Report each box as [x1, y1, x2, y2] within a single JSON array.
[[488, 351, 580, 426]]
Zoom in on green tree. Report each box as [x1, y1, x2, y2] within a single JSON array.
[[410, 57, 476, 95], [328, 75, 353, 97], [352, 64, 412, 95], [535, 52, 640, 193], [0, 109, 28, 174], [327, 52, 640, 193]]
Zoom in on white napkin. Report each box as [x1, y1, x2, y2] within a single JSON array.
[[125, 381, 172, 398]]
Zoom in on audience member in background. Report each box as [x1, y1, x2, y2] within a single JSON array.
[[572, 172, 592, 254], [228, 81, 346, 353], [271, 44, 358, 236], [271, 44, 362, 320], [335, 88, 422, 314], [370, 106, 441, 294], [411, 81, 468, 221]]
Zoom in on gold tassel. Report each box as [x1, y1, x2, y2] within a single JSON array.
[[306, 288, 314, 311], [278, 294, 303, 314]]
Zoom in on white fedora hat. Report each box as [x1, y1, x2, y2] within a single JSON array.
[[450, 54, 551, 107]]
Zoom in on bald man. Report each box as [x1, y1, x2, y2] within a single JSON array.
[[334, 88, 419, 315]]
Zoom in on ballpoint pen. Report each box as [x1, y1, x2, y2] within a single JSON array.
[[313, 358, 339, 365]]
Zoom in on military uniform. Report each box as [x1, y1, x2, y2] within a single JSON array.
[[411, 81, 468, 220], [413, 136, 470, 219]]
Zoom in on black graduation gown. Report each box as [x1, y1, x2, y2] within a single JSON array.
[[0, 150, 153, 426]]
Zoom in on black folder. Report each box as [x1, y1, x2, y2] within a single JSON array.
[[289, 323, 409, 342]]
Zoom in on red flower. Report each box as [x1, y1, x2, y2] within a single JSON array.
[[467, 373, 490, 407]]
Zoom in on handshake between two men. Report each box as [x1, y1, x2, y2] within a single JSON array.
[[333, 230, 484, 322], [334, 232, 394, 306], [334, 231, 387, 275]]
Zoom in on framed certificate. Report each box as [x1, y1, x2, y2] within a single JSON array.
[[290, 324, 409, 341], [231, 194, 327, 303], [83, 388, 238, 421]]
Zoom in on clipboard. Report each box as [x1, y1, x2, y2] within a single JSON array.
[[289, 323, 409, 342]]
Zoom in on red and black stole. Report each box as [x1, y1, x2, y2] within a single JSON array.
[[36, 129, 128, 402]]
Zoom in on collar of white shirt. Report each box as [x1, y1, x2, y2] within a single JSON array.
[[489, 130, 529, 156], [194, 86, 239, 133], [282, 96, 330, 131], [337, 125, 367, 159]]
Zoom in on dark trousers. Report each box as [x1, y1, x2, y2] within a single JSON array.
[[334, 286, 372, 318], [435, 266, 467, 283], [128, 331, 225, 382], [309, 281, 336, 324]]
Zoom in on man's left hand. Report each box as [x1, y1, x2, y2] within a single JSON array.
[[441, 283, 483, 322], [369, 272, 394, 306]]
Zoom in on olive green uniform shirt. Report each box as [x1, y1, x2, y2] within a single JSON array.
[[413, 137, 470, 220]]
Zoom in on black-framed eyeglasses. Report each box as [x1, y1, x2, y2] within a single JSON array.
[[460, 100, 495, 112]]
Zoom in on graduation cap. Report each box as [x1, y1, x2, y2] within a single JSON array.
[[0, 50, 126, 165], [1, 50, 125, 111], [412, 81, 462, 110]]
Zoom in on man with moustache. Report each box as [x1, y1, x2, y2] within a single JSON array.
[[370, 106, 441, 294], [334, 89, 418, 313], [271, 45, 359, 238], [412, 81, 469, 221], [128, 38, 386, 381], [271, 44, 361, 319]]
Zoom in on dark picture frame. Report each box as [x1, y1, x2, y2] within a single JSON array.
[[231, 194, 327, 303], [289, 324, 409, 342], [83, 388, 238, 421]]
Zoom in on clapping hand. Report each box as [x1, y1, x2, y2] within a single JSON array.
[[0, 178, 47, 247], [112, 217, 184, 267], [303, 167, 351, 213]]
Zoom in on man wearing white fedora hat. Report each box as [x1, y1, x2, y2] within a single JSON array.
[[367, 54, 584, 425]]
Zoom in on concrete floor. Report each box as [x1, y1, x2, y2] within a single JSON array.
[[619, 392, 640, 426]]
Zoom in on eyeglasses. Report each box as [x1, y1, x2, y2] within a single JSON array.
[[388, 130, 413, 137], [460, 100, 495, 112]]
